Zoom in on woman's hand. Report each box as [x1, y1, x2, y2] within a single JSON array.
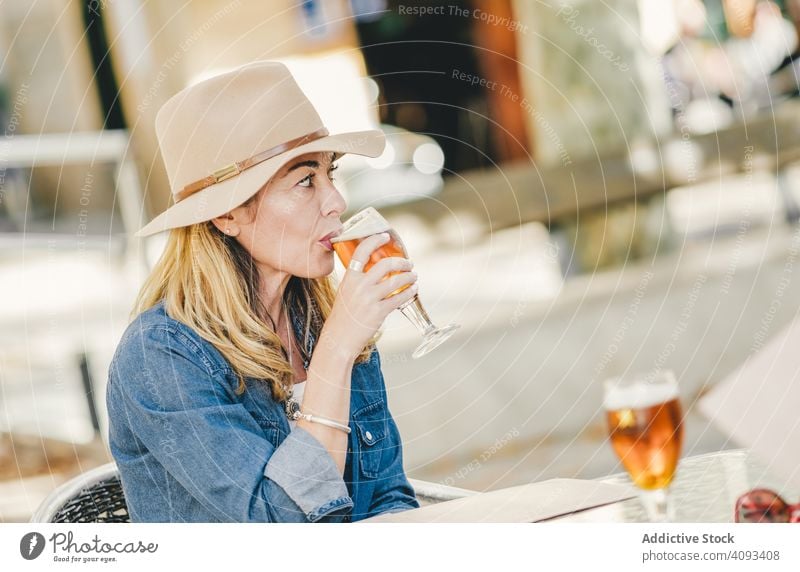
[[302, 232, 415, 472], [322, 232, 418, 360]]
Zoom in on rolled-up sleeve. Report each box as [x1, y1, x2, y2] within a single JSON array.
[[109, 325, 352, 522], [264, 427, 352, 520]]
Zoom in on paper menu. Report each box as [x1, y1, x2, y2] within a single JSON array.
[[698, 318, 800, 491], [360, 478, 636, 523]]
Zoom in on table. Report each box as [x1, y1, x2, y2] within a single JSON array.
[[554, 449, 796, 523]]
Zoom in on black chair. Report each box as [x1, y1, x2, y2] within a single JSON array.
[[30, 463, 129, 523]]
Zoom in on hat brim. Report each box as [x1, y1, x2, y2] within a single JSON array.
[[135, 129, 385, 238]]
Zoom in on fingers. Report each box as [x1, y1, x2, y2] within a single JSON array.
[[375, 272, 417, 300], [376, 271, 418, 300], [381, 279, 419, 309], [365, 256, 413, 282], [349, 232, 390, 270]]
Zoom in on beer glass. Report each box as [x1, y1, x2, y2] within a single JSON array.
[[331, 207, 459, 358], [603, 371, 684, 522]]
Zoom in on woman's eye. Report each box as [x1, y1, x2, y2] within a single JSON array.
[[297, 164, 336, 188]]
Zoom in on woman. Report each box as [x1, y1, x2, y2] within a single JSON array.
[[106, 62, 420, 522]]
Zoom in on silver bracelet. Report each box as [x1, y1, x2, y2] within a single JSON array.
[[297, 411, 351, 434]]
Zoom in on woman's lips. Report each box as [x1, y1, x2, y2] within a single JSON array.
[[318, 229, 341, 252]]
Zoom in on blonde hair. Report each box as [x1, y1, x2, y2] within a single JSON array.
[[131, 192, 375, 402]]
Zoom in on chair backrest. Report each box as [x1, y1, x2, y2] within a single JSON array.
[[30, 462, 129, 523], [30, 462, 474, 522]]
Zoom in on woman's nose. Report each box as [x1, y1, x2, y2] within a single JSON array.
[[320, 179, 347, 217]]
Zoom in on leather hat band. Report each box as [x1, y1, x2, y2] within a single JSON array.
[[175, 127, 330, 202]]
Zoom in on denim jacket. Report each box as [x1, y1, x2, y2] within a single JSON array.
[[106, 300, 419, 522]]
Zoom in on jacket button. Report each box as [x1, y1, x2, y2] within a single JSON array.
[[365, 430, 373, 442]]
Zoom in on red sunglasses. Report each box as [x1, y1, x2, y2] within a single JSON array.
[[735, 489, 800, 523]]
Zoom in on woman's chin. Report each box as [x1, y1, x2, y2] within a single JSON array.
[[320, 255, 336, 276], [298, 254, 335, 279]]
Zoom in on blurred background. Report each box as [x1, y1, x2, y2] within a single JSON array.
[[2, 0, 800, 521]]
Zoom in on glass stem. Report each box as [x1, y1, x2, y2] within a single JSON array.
[[640, 488, 673, 523], [399, 294, 436, 336]]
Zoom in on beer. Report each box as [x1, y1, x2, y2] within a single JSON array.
[[332, 207, 460, 358], [331, 209, 411, 297], [605, 382, 683, 491]]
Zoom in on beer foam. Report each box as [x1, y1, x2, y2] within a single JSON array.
[[332, 208, 390, 242], [603, 379, 678, 411]]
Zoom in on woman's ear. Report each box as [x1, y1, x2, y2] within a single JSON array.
[[211, 183, 263, 236], [210, 213, 240, 237]]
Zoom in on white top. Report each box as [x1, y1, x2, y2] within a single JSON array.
[[288, 381, 306, 430]]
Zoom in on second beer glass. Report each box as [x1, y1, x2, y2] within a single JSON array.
[[331, 207, 459, 358], [603, 371, 684, 522]]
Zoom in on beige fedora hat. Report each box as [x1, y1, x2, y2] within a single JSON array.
[[135, 61, 385, 237]]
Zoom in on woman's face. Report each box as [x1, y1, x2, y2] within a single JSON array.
[[214, 151, 346, 279]]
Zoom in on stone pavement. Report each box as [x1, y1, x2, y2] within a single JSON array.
[[376, 220, 800, 490]]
